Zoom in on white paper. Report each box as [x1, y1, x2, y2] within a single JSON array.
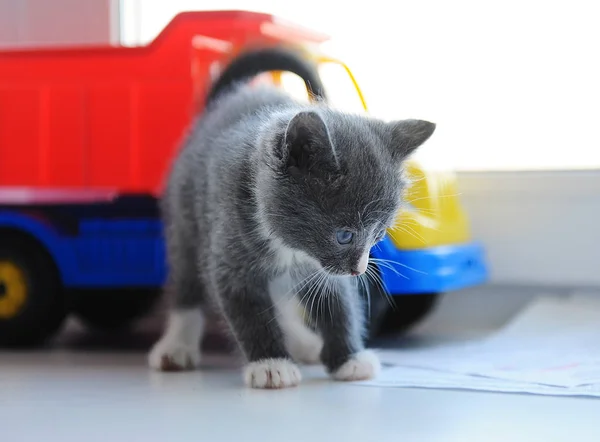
[[362, 366, 600, 397], [358, 295, 600, 397]]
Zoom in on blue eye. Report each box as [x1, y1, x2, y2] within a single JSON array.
[[336, 230, 354, 245]]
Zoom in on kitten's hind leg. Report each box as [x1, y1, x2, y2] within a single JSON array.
[[148, 307, 205, 371], [148, 239, 206, 371]]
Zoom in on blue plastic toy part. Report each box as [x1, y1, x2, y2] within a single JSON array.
[[0, 210, 166, 289], [67, 218, 167, 288], [1, 202, 487, 295], [370, 236, 489, 295]]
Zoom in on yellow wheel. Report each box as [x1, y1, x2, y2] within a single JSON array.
[[0, 261, 28, 320], [0, 233, 66, 347]]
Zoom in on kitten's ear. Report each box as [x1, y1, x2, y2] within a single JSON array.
[[389, 119, 436, 160], [282, 111, 339, 179]]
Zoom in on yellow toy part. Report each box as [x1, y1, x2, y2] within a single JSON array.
[[389, 161, 471, 250]]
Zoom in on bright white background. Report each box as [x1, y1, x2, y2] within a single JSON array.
[[120, 0, 600, 172]]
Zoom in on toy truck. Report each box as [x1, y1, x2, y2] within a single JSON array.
[[0, 10, 488, 347]]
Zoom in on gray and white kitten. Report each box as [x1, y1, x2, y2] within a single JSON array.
[[148, 71, 435, 389]]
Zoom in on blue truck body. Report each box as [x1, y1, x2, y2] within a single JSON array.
[[0, 195, 488, 295]]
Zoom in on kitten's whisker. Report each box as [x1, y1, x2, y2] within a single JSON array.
[[399, 223, 428, 243], [271, 270, 318, 310], [406, 193, 462, 204], [314, 277, 323, 327], [371, 260, 404, 276], [358, 273, 371, 321], [396, 213, 428, 225], [402, 207, 439, 215], [264, 268, 322, 324], [363, 209, 397, 226], [370, 260, 409, 279], [292, 269, 326, 318], [360, 197, 393, 221], [324, 272, 335, 325], [304, 270, 328, 328], [371, 257, 427, 275], [291, 269, 323, 298], [397, 219, 442, 233], [315, 267, 333, 327], [393, 225, 427, 244], [366, 265, 396, 311], [404, 174, 427, 184]]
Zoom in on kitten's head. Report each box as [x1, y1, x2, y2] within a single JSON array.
[[258, 108, 435, 276]]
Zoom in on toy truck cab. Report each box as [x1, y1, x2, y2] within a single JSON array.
[[0, 10, 487, 347]]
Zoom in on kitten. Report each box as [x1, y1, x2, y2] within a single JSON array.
[[148, 48, 435, 389]]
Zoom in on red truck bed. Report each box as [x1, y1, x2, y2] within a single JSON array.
[[0, 10, 328, 195]]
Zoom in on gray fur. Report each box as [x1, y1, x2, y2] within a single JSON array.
[[160, 83, 435, 372]]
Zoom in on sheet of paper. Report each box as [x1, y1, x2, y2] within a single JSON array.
[[360, 366, 600, 397], [358, 295, 600, 397]]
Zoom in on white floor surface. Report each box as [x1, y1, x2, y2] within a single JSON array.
[[2, 349, 600, 442], [3, 289, 600, 442]]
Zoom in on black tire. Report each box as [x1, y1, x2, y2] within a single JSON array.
[[0, 233, 66, 347], [375, 293, 439, 336], [71, 288, 160, 332]]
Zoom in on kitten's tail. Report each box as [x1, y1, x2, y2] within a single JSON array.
[[204, 46, 327, 106]]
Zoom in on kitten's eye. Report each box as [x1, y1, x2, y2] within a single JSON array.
[[375, 229, 386, 242], [336, 230, 354, 245]]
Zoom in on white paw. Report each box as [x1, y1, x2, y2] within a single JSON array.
[[331, 350, 381, 381], [243, 358, 302, 389], [148, 337, 201, 372]]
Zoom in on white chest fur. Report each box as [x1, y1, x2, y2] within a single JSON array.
[[268, 269, 324, 365]]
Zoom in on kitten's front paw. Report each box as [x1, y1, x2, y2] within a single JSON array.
[[331, 350, 381, 382], [243, 358, 302, 389], [148, 337, 201, 372]]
